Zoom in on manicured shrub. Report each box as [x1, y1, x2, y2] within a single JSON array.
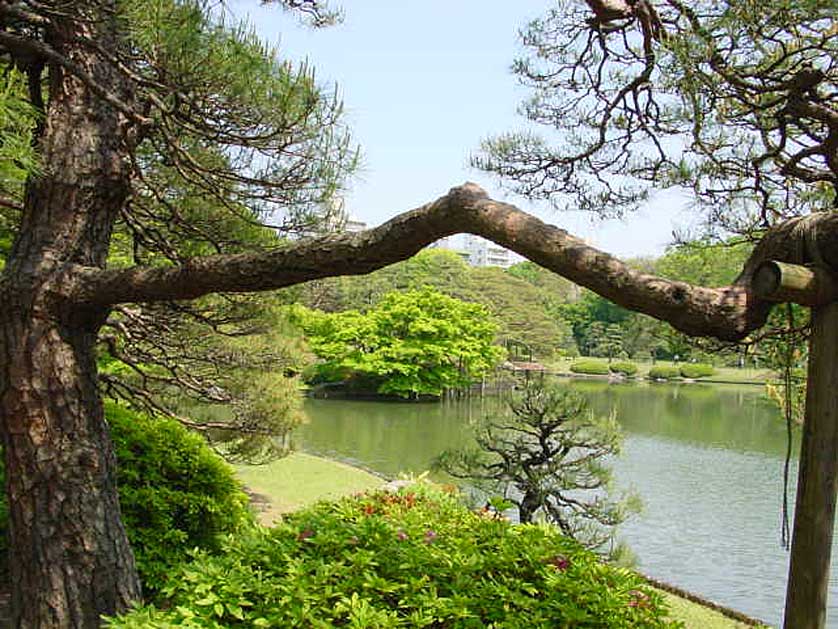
[[679, 363, 715, 379], [108, 485, 677, 628], [106, 404, 252, 592], [647, 366, 681, 381], [0, 404, 252, 595], [609, 361, 639, 377], [570, 359, 610, 375]]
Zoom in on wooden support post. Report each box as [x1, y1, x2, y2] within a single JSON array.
[[753, 260, 838, 628], [782, 299, 838, 629]]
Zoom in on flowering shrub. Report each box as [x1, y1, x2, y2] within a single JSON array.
[[109, 485, 679, 628]]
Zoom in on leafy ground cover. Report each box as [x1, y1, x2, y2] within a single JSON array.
[[233, 453, 768, 629], [109, 485, 677, 628]]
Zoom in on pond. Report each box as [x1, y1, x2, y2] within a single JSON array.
[[297, 380, 838, 627]]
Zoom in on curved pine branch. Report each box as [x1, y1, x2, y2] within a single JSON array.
[[71, 183, 838, 342]]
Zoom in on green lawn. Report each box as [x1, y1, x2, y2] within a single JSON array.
[[235, 452, 382, 524], [236, 453, 764, 628], [659, 591, 767, 628]]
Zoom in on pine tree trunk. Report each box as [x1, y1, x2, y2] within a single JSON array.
[[0, 311, 141, 627], [0, 3, 142, 625]]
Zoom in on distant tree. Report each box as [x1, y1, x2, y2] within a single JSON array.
[[435, 380, 638, 553], [557, 291, 631, 356], [304, 251, 577, 358], [468, 266, 576, 357], [302, 249, 477, 311], [655, 240, 753, 288], [296, 287, 504, 397], [506, 260, 578, 302]]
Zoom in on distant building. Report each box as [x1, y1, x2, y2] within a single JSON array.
[[343, 215, 367, 233], [425, 235, 521, 268], [300, 196, 367, 237], [427, 236, 456, 250], [465, 235, 521, 268]]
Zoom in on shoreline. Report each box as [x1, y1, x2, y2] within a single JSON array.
[[238, 451, 771, 628]]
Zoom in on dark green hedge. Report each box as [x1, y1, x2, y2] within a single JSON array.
[[647, 366, 681, 381], [609, 361, 639, 377], [679, 364, 715, 379], [570, 359, 611, 375]]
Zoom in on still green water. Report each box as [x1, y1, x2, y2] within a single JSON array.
[[297, 380, 832, 628]]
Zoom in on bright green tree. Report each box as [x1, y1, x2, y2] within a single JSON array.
[[298, 287, 504, 397], [304, 249, 577, 358]]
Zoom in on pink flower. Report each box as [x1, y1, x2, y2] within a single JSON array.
[[546, 555, 570, 571], [396, 529, 408, 542], [424, 529, 438, 544], [628, 590, 650, 609]]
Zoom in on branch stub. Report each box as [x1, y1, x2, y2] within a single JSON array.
[[752, 261, 838, 307]]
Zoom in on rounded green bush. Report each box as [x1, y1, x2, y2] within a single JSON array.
[[0, 404, 252, 595], [679, 363, 715, 379], [609, 361, 638, 377], [108, 485, 678, 628], [107, 404, 252, 592], [647, 365, 681, 381], [570, 359, 610, 375]]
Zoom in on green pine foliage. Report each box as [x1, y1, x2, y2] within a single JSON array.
[[107, 485, 677, 628]]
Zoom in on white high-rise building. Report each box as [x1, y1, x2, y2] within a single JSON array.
[[465, 235, 521, 268], [343, 215, 367, 233], [301, 196, 367, 237]]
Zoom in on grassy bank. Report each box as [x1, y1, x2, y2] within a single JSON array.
[[661, 592, 762, 628], [235, 452, 381, 524], [236, 453, 767, 628]]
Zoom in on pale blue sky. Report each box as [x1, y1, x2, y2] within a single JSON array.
[[229, 1, 694, 258]]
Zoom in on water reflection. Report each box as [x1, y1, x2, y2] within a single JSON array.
[[298, 381, 831, 627]]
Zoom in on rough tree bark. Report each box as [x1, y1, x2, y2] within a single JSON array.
[[0, 6, 141, 627]]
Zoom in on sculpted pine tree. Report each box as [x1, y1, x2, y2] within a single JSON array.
[[436, 381, 638, 553], [0, 0, 836, 627]]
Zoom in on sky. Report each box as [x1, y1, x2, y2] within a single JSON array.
[[228, 0, 696, 258]]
